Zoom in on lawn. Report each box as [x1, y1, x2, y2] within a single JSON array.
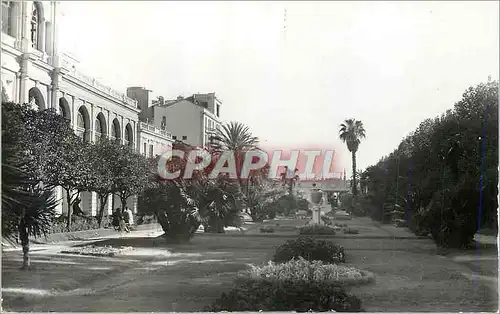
[[2, 218, 497, 312]]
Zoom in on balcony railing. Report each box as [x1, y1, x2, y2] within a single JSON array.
[[139, 122, 172, 139], [59, 53, 138, 110]]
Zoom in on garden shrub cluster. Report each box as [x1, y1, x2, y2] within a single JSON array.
[[208, 232, 367, 312], [206, 277, 363, 312], [273, 236, 345, 264], [299, 224, 337, 235], [50, 215, 101, 233]]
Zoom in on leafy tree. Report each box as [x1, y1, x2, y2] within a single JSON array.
[[110, 145, 151, 214], [364, 81, 498, 247], [339, 119, 366, 196], [87, 138, 118, 227], [52, 135, 93, 230]]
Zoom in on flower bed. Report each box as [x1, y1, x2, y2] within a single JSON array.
[[60, 245, 133, 257], [242, 257, 371, 286]]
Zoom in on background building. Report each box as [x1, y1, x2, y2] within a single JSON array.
[[1, 1, 147, 216], [127, 88, 223, 148]]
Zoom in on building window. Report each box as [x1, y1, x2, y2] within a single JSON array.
[[31, 2, 41, 49], [172, 135, 177, 140], [216, 104, 220, 117], [1, 1, 14, 36], [182, 136, 187, 141], [149, 144, 154, 158], [143, 143, 147, 155], [161, 116, 166, 130], [77, 111, 85, 129]]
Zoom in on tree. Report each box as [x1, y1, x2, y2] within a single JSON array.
[[139, 175, 202, 243], [364, 80, 498, 247], [209, 121, 260, 217], [52, 135, 94, 230], [87, 139, 117, 227], [2, 102, 58, 270], [339, 119, 366, 196], [110, 145, 150, 214]]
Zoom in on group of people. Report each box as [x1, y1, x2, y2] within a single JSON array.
[[71, 196, 134, 233], [112, 206, 134, 232]]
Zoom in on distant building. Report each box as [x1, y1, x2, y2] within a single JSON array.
[[126, 87, 174, 157], [129, 90, 223, 148]]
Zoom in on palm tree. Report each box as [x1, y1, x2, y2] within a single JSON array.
[[209, 121, 259, 196], [339, 119, 366, 196], [210, 121, 259, 153]]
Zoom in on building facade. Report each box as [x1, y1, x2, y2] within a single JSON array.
[[162, 93, 222, 148], [1, 1, 158, 216], [127, 88, 221, 149]]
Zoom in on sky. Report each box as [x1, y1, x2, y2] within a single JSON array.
[[58, 1, 499, 175]]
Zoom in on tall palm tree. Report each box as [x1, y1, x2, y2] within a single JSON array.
[[339, 119, 366, 196], [210, 121, 259, 153], [209, 121, 259, 188]]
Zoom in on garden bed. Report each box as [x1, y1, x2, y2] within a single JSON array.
[[60, 245, 134, 257], [241, 257, 374, 287]]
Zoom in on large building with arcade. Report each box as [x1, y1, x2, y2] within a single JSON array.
[[1, 1, 174, 216]]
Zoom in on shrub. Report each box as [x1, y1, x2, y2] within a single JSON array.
[[50, 215, 102, 233], [273, 236, 345, 263], [343, 228, 359, 234], [206, 278, 363, 312], [260, 226, 275, 233], [299, 224, 336, 235]]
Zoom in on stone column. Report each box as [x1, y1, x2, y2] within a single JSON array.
[[18, 53, 29, 103], [121, 116, 125, 145], [51, 67, 61, 109]]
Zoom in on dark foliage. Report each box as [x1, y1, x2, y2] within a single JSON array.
[[273, 236, 345, 264], [206, 278, 363, 312]]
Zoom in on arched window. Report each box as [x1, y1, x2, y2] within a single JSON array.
[[77, 111, 85, 128], [1, 1, 14, 36], [95, 117, 102, 134], [30, 2, 41, 49]]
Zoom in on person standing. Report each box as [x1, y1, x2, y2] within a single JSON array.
[[125, 206, 134, 227]]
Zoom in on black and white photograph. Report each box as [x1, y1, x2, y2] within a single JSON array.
[[1, 1, 498, 312]]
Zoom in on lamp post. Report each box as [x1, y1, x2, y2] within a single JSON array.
[[310, 184, 323, 224]]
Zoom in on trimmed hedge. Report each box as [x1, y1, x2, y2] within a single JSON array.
[[206, 278, 363, 312], [299, 224, 337, 235], [273, 236, 345, 264]]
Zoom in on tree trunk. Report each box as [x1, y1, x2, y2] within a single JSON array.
[[120, 194, 128, 213], [97, 194, 108, 227], [351, 151, 358, 196], [155, 211, 170, 234], [19, 219, 30, 270], [66, 189, 73, 231]]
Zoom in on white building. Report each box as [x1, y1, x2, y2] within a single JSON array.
[[127, 89, 223, 148], [163, 93, 222, 148], [1, 1, 172, 216]]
